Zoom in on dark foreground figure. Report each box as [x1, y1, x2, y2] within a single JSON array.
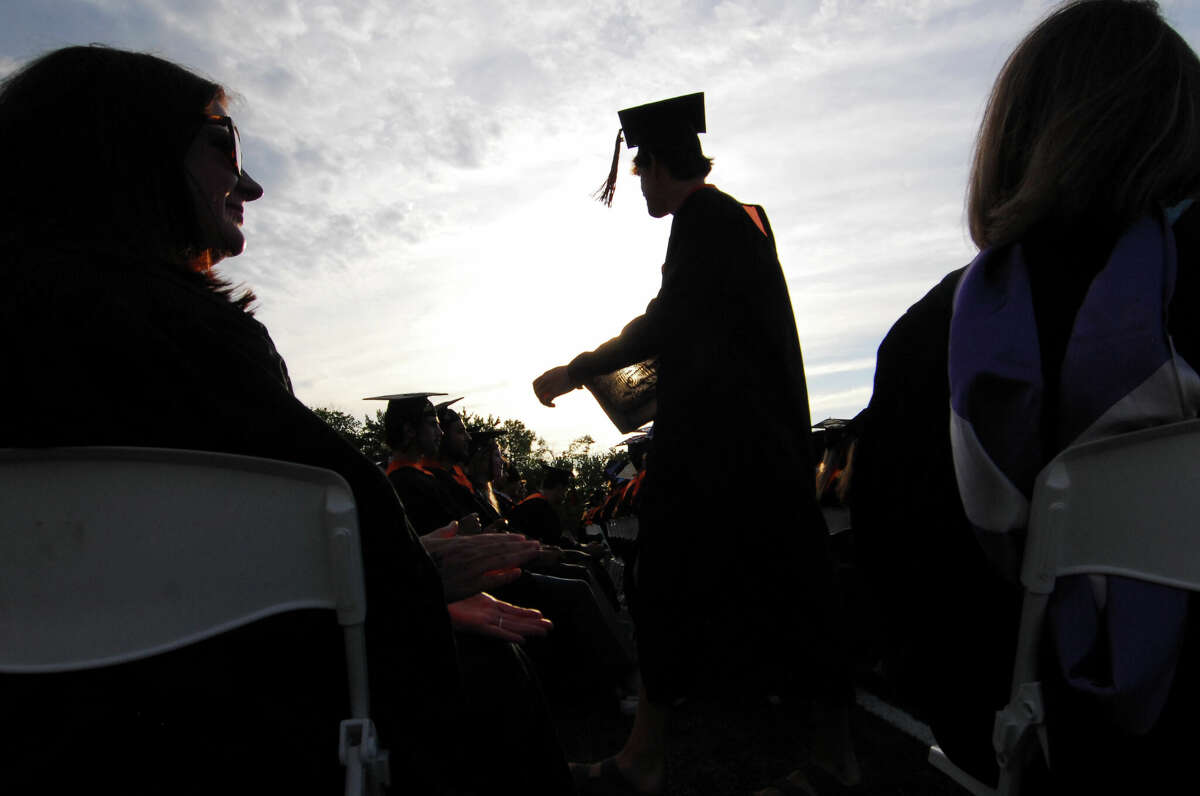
[[855, 2, 1200, 792], [0, 45, 570, 794]]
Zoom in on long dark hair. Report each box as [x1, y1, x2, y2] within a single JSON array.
[[968, 0, 1200, 249], [0, 45, 252, 303]]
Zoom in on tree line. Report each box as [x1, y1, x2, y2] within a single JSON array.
[[311, 406, 618, 526]]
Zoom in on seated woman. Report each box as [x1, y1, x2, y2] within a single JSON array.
[[854, 1, 1200, 789], [0, 45, 566, 794]]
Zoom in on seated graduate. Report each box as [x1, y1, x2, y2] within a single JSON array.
[[375, 391, 471, 534], [493, 461, 526, 515], [0, 45, 567, 794], [465, 428, 510, 519], [509, 466, 622, 612], [507, 465, 574, 545], [856, 1, 1200, 789], [376, 393, 630, 685], [428, 399, 503, 526]]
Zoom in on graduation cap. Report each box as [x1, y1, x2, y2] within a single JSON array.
[[811, 417, 852, 457], [435, 397, 464, 425], [364, 392, 446, 402], [468, 428, 506, 458], [365, 391, 445, 420], [596, 92, 706, 207], [365, 392, 445, 446], [541, 465, 574, 489]]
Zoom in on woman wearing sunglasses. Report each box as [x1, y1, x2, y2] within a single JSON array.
[[0, 45, 570, 794]]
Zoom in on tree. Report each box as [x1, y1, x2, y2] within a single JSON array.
[[310, 406, 388, 463], [550, 435, 618, 526]]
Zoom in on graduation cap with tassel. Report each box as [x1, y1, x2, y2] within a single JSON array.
[[594, 92, 707, 207]]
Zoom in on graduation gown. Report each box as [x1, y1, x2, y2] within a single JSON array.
[[387, 459, 463, 534], [506, 492, 563, 545], [852, 205, 1200, 789], [566, 185, 845, 704], [426, 461, 499, 524]]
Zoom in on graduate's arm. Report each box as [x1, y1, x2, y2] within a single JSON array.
[[535, 246, 712, 407], [532, 295, 664, 407], [565, 301, 661, 381], [533, 203, 725, 406]]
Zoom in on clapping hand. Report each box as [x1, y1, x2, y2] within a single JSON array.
[[447, 592, 553, 643], [421, 522, 540, 602]]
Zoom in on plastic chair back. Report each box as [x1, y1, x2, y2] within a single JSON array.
[[0, 447, 383, 794], [996, 418, 1200, 793]]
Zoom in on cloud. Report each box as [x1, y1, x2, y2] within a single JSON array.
[[8, 0, 1200, 452], [806, 357, 877, 377]]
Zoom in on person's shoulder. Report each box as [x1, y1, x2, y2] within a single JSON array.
[[3, 248, 156, 334], [683, 185, 747, 218], [873, 265, 966, 388], [885, 266, 965, 344], [387, 465, 427, 486], [674, 187, 771, 244]]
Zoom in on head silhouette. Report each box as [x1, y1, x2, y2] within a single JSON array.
[[969, 0, 1200, 248], [0, 45, 262, 274]]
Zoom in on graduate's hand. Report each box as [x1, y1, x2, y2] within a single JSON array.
[[533, 365, 578, 407], [447, 593, 552, 643], [421, 523, 541, 602]]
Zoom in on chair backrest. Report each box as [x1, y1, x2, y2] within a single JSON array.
[[0, 447, 366, 679], [990, 418, 1200, 794], [1023, 417, 1200, 596]]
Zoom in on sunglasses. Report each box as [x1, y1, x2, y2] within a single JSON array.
[[203, 114, 242, 175]]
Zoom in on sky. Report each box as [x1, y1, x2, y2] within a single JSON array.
[[6, 0, 1200, 453]]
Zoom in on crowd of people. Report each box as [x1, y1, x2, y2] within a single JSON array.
[[3, 1, 1200, 793]]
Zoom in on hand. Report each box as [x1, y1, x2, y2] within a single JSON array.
[[533, 365, 578, 408], [421, 522, 541, 602], [447, 592, 553, 643]]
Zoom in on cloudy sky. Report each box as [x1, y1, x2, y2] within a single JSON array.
[[5, 0, 1200, 451]]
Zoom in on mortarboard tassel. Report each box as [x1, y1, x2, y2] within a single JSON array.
[[594, 129, 624, 207]]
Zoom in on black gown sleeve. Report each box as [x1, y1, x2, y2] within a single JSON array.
[[565, 197, 730, 384]]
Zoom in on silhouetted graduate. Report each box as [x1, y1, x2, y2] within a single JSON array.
[[534, 92, 856, 792], [427, 399, 497, 526], [507, 466, 572, 545], [367, 392, 463, 534]]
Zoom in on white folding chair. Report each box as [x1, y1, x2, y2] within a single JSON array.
[[606, 515, 640, 541], [0, 446, 389, 795], [930, 418, 1200, 794]]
